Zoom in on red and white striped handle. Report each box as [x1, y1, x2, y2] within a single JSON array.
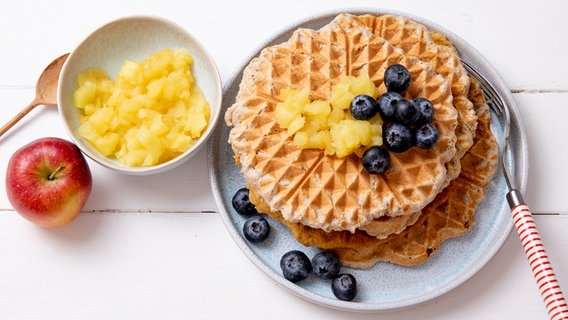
[[511, 203, 568, 320]]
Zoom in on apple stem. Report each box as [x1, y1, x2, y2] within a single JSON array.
[[48, 165, 65, 180]]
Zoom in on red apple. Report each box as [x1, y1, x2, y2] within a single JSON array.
[[5, 137, 92, 228]]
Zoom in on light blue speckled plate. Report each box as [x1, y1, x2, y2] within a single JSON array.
[[208, 8, 528, 312]]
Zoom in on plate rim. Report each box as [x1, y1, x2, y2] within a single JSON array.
[[208, 7, 528, 312]]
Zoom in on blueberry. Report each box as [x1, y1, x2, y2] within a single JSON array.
[[331, 273, 357, 301], [377, 92, 402, 122], [361, 146, 390, 174], [395, 99, 420, 125], [384, 64, 411, 93], [232, 188, 258, 216], [415, 123, 439, 149], [413, 98, 435, 124], [311, 252, 340, 280], [243, 215, 270, 243], [280, 250, 312, 283], [350, 95, 378, 120], [383, 122, 413, 153]]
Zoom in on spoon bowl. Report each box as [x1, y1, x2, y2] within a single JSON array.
[[0, 53, 69, 138]]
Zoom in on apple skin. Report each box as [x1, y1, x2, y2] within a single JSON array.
[[5, 137, 92, 228]]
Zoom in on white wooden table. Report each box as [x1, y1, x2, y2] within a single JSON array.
[[1, 1, 567, 319]]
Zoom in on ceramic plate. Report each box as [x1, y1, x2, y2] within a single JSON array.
[[208, 8, 528, 312]]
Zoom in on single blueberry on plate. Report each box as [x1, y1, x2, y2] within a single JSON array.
[[395, 99, 420, 125], [280, 250, 312, 283], [361, 146, 390, 174], [332, 273, 357, 301], [377, 92, 402, 122], [383, 122, 413, 153], [384, 64, 411, 93], [311, 252, 340, 280], [413, 97, 435, 125], [243, 215, 270, 243], [232, 188, 258, 216], [350, 94, 378, 120], [415, 123, 439, 149]]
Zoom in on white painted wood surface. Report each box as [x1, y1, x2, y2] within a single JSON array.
[[1, 1, 567, 319]]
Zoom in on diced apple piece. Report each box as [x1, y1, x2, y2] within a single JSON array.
[[77, 68, 108, 87], [74, 81, 97, 108], [77, 122, 99, 142], [185, 114, 208, 138], [94, 133, 120, 156], [118, 60, 141, 85], [350, 73, 379, 98], [287, 115, 305, 135], [275, 102, 298, 128], [330, 90, 354, 110], [88, 106, 114, 134]]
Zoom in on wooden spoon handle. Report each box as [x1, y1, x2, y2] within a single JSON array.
[[0, 98, 42, 138]]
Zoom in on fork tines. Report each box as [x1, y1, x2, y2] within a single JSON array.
[[460, 59, 505, 117]]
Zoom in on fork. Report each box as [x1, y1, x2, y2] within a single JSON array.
[[461, 59, 568, 320]]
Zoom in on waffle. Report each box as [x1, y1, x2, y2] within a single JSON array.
[[252, 77, 498, 268], [343, 14, 478, 237], [225, 15, 459, 232], [342, 14, 477, 156], [335, 77, 498, 267]]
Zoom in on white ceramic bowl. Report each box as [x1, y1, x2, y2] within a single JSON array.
[[58, 16, 222, 175]]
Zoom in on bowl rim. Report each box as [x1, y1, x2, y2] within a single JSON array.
[[57, 15, 223, 175]]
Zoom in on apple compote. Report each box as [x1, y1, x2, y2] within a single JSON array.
[[73, 48, 210, 166]]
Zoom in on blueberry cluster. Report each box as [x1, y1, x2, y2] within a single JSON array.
[[351, 64, 440, 174], [280, 250, 357, 301], [233, 188, 271, 243], [380, 64, 439, 152], [232, 187, 357, 301]]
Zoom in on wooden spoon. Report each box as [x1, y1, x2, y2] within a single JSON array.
[[0, 53, 70, 138]]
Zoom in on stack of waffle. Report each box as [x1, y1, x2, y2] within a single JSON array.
[[225, 13, 498, 268]]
